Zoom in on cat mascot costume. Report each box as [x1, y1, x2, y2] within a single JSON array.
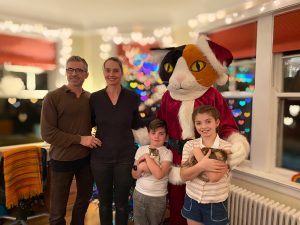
[[156, 35, 249, 225], [134, 35, 249, 225]]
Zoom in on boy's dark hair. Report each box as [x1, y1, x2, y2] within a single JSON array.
[[148, 119, 168, 134], [192, 105, 220, 123]]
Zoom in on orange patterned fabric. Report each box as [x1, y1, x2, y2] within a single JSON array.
[[2, 146, 43, 209]]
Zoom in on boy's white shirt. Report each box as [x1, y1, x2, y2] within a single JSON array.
[[134, 145, 172, 197]]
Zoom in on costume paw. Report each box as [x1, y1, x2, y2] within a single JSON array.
[[132, 127, 149, 145], [168, 166, 185, 185], [227, 133, 249, 169]]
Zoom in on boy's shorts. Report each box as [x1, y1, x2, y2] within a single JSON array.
[[181, 194, 229, 225]]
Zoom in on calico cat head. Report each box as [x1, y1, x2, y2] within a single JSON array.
[[158, 36, 233, 98]]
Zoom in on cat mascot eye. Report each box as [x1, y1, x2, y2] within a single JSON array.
[[164, 63, 174, 73], [190, 60, 206, 72]]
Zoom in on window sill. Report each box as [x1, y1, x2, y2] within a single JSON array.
[[221, 91, 253, 98], [0, 90, 48, 99], [232, 162, 300, 200]]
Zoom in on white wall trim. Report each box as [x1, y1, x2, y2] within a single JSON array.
[[250, 15, 274, 171], [232, 165, 300, 200]]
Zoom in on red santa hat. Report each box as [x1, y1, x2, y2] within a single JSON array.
[[197, 35, 233, 85]]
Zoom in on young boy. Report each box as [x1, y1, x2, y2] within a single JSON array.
[[180, 105, 235, 225], [132, 119, 173, 225]]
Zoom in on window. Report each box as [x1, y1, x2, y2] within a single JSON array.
[[0, 66, 48, 147], [272, 9, 300, 173], [0, 98, 43, 147], [229, 14, 300, 199], [216, 59, 255, 144], [208, 22, 257, 151], [275, 53, 300, 171]]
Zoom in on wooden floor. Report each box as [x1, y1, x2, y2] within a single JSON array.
[[2, 201, 97, 225], [1, 178, 136, 225], [2, 201, 135, 225]]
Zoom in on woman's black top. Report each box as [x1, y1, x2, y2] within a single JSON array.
[[90, 87, 141, 164]]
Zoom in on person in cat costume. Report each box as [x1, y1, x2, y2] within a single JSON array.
[[154, 36, 249, 225]]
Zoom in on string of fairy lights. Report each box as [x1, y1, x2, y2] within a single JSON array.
[[187, 0, 284, 38], [97, 26, 176, 60]]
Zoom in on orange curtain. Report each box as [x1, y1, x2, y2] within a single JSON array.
[[207, 22, 257, 59], [273, 8, 300, 53], [0, 33, 56, 70]]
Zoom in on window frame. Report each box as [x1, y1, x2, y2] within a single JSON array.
[[231, 14, 300, 200]]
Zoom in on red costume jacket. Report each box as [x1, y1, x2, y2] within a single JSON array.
[[158, 87, 238, 165]]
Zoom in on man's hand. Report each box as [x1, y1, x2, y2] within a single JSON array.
[[80, 136, 101, 148]]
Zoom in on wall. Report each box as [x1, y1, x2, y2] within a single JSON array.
[[72, 33, 106, 92], [70, 25, 191, 93]]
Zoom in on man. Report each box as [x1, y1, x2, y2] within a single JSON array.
[[41, 55, 101, 225]]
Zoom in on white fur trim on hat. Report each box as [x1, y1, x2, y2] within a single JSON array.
[[197, 35, 229, 86]]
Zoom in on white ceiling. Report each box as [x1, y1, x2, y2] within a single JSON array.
[[0, 0, 269, 31]]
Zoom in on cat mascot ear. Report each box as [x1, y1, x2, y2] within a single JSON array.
[[150, 47, 175, 67], [150, 47, 175, 86]]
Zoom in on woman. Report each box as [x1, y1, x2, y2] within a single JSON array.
[[90, 57, 142, 225]]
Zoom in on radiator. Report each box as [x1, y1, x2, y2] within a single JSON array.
[[229, 185, 300, 225]]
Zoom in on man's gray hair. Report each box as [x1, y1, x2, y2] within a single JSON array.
[[66, 55, 88, 71]]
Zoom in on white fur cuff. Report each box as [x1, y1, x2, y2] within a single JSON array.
[[227, 133, 250, 169], [168, 166, 185, 185], [132, 127, 149, 146]]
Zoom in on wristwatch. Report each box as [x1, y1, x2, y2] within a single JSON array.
[[133, 165, 137, 171]]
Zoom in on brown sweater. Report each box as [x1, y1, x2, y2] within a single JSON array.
[[40, 85, 92, 161]]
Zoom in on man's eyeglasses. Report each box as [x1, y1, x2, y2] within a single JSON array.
[[66, 68, 87, 74]]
